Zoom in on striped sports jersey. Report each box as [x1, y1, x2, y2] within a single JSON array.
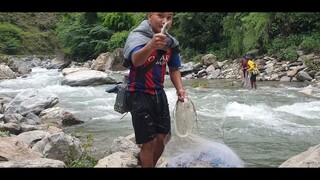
[[127, 45, 181, 95]]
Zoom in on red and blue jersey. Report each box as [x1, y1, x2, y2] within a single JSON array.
[[127, 45, 181, 95]]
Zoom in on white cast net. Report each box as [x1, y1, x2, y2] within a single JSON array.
[[173, 97, 198, 138], [160, 97, 245, 167]]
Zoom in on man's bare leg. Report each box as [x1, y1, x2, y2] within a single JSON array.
[[253, 82, 257, 89], [153, 133, 168, 166], [140, 140, 155, 167]]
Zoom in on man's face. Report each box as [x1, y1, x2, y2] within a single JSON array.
[[148, 12, 174, 33]]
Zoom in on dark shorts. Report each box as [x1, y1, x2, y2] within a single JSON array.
[[250, 73, 257, 83], [128, 90, 171, 144]]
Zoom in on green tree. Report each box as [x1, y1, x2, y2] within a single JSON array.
[[101, 12, 135, 32], [56, 13, 113, 61], [270, 12, 320, 39], [0, 23, 23, 54], [241, 13, 271, 54], [222, 13, 247, 58], [175, 12, 227, 54], [107, 30, 129, 52], [82, 12, 98, 25]]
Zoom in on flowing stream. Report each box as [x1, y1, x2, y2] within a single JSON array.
[[1, 67, 320, 167]]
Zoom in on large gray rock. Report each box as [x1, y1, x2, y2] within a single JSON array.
[[32, 132, 82, 161], [0, 65, 16, 80], [0, 158, 66, 168], [108, 136, 140, 157], [4, 89, 59, 116], [95, 152, 138, 168], [280, 144, 320, 167], [0, 136, 43, 161], [61, 69, 117, 86], [16, 130, 49, 148]]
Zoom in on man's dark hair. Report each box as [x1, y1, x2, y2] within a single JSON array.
[[242, 55, 250, 59]]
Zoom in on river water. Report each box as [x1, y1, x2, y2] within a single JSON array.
[[1, 67, 319, 167]]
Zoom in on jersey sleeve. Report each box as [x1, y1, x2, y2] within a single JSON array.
[[167, 53, 181, 68], [129, 45, 144, 61]]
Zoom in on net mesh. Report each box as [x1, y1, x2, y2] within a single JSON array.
[[173, 97, 198, 138], [160, 97, 245, 167]]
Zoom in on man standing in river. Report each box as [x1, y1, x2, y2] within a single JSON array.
[[123, 12, 187, 167]]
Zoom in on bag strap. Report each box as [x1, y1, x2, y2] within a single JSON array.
[[136, 49, 167, 80]]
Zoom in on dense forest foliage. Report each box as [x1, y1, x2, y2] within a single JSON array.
[[1, 12, 320, 64]]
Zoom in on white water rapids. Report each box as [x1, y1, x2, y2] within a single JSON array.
[[1, 67, 320, 167]]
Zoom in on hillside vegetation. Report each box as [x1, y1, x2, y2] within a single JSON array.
[[0, 12, 60, 55], [1, 12, 320, 70]]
